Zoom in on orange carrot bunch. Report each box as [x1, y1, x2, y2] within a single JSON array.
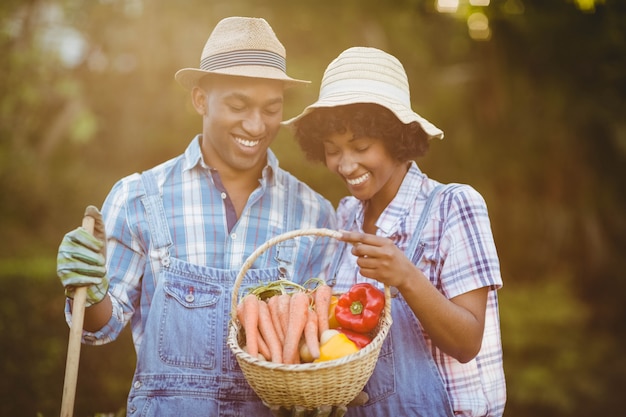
[[237, 278, 348, 364]]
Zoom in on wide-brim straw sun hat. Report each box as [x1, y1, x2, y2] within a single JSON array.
[[175, 17, 309, 90], [283, 46, 443, 140]]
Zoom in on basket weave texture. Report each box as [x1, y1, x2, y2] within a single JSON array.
[[227, 228, 392, 408]]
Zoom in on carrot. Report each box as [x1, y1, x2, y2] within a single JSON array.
[[267, 294, 285, 345], [256, 321, 271, 361], [277, 293, 291, 339], [304, 307, 320, 360], [242, 294, 260, 358], [314, 283, 333, 338], [282, 291, 310, 364], [257, 300, 283, 363]]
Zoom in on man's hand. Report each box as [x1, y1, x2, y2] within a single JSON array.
[[57, 206, 109, 307]]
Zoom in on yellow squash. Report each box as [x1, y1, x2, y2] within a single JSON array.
[[314, 330, 359, 362]]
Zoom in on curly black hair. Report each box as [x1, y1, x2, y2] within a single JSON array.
[[293, 103, 430, 164]]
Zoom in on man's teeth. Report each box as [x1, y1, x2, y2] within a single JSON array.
[[346, 173, 370, 185], [235, 137, 260, 147]]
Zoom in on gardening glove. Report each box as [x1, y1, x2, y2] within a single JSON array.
[[266, 391, 368, 417], [57, 205, 109, 307]]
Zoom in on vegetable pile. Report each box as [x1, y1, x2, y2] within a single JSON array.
[[236, 278, 385, 364]]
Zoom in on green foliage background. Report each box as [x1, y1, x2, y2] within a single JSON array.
[[1, 0, 625, 416]]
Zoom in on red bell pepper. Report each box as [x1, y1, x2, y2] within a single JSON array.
[[338, 328, 373, 348], [335, 283, 385, 334]]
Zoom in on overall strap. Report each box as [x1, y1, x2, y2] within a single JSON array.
[[283, 176, 295, 231], [274, 176, 297, 279], [140, 170, 173, 267], [327, 184, 446, 285], [326, 199, 361, 286], [406, 184, 445, 264]]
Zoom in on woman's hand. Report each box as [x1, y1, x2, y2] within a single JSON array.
[[339, 230, 487, 362], [339, 231, 415, 289]]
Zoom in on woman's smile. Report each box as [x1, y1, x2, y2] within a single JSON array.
[[345, 172, 370, 186]]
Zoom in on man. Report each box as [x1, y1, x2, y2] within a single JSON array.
[[57, 17, 336, 416]]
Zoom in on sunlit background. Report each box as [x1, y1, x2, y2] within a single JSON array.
[[1, 1, 624, 416]]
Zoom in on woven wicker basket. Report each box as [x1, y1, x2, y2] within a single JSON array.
[[227, 228, 392, 409]]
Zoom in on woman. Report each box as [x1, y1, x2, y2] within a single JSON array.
[[284, 47, 506, 417]]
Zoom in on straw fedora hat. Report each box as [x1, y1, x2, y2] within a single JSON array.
[[283, 47, 443, 140], [175, 17, 309, 90]]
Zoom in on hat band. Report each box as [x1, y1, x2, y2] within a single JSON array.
[[201, 50, 286, 73], [320, 78, 411, 107]]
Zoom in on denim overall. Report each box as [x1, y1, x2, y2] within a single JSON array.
[[329, 185, 455, 417], [126, 171, 296, 417]]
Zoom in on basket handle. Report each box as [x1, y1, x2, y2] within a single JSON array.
[[231, 228, 342, 320], [230, 228, 392, 322]]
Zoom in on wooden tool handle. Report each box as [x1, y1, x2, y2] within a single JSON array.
[[60, 215, 95, 417]]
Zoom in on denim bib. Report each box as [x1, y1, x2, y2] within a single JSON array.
[[329, 185, 455, 417], [126, 171, 295, 417]]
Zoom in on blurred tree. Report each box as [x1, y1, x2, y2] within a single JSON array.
[[478, 1, 626, 414], [0, 0, 95, 256]]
